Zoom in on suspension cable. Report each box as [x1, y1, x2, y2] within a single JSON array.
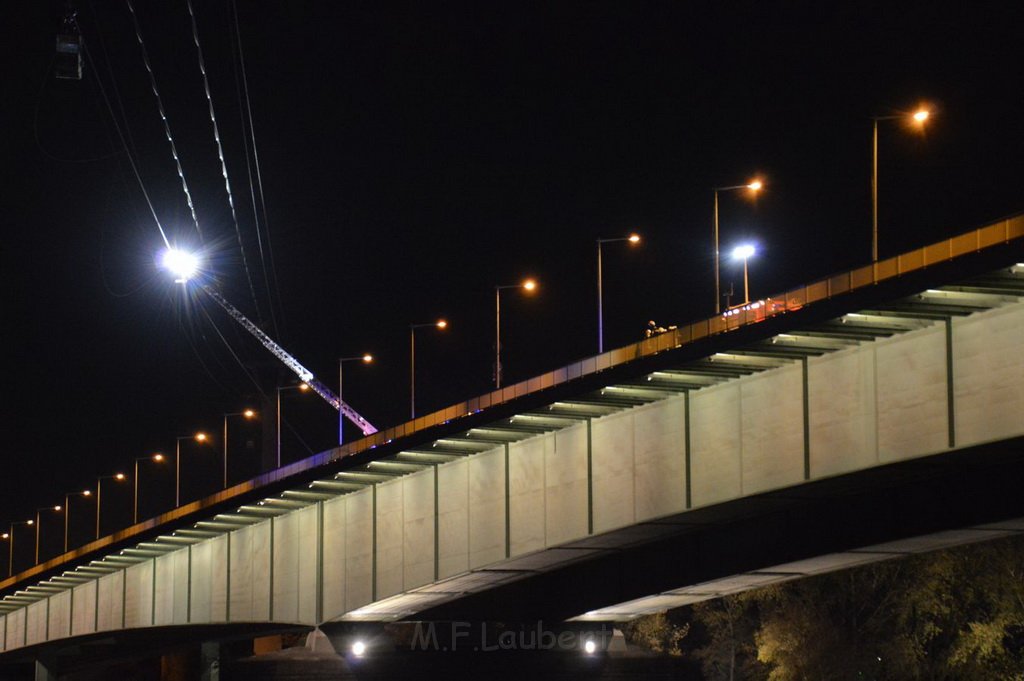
[[231, 0, 283, 337], [125, 0, 203, 243], [185, 0, 262, 321]]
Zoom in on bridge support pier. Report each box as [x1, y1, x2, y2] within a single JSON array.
[[200, 642, 221, 681], [33, 657, 57, 681]]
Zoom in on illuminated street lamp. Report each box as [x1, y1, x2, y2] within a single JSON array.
[[338, 356, 372, 444], [596, 233, 640, 353], [62, 489, 92, 553], [133, 453, 166, 524], [495, 279, 537, 389], [276, 383, 310, 468], [175, 432, 209, 507], [35, 505, 63, 564], [6, 520, 33, 577], [731, 244, 757, 306], [713, 180, 762, 314], [223, 409, 257, 488], [410, 321, 447, 419], [95, 473, 126, 539], [872, 106, 932, 261]]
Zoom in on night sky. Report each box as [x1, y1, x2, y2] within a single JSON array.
[[3, 2, 1023, 564]]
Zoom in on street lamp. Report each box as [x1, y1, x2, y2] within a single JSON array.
[[133, 453, 166, 524], [872, 106, 931, 261], [94, 473, 126, 539], [62, 489, 92, 553], [35, 505, 62, 565], [410, 321, 447, 419], [276, 383, 310, 468], [731, 244, 757, 306], [596, 233, 640, 353], [495, 279, 537, 389], [175, 432, 209, 507], [338, 356, 372, 444], [713, 180, 762, 314], [223, 409, 257, 488], [6, 520, 32, 577]]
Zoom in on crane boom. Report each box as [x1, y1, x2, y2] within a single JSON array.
[[202, 285, 378, 436]]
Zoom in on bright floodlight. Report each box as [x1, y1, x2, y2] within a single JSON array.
[[82, 490, 91, 496], [747, 180, 763, 191], [732, 244, 756, 260], [161, 248, 200, 282], [195, 432, 208, 442], [584, 639, 597, 654], [351, 640, 367, 657], [436, 319, 448, 329], [243, 409, 256, 419], [522, 279, 537, 291], [362, 354, 373, 363], [628, 233, 641, 243], [114, 473, 126, 481], [153, 453, 165, 462], [913, 108, 930, 123]]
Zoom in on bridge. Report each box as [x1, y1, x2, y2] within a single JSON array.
[[3, 216, 1024, 677]]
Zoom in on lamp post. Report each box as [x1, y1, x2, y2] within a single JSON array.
[[872, 107, 931, 262], [410, 321, 447, 419], [713, 180, 762, 314], [338, 356, 372, 444], [94, 473, 126, 539], [596, 234, 640, 353], [62, 489, 92, 553], [276, 383, 309, 468], [731, 244, 757, 306], [223, 409, 256, 488], [175, 432, 209, 507], [35, 505, 62, 564], [133, 453, 165, 524], [6, 520, 33, 577], [495, 279, 537, 389]]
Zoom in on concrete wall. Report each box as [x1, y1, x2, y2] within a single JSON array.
[[4, 299, 1024, 652]]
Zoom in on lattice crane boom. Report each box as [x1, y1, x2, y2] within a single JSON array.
[[202, 285, 378, 435]]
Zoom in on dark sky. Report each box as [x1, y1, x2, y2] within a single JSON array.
[[2, 2, 1023, 561]]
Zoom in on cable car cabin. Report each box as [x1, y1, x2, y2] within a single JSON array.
[[55, 31, 83, 80]]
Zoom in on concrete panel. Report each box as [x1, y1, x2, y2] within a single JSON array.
[[124, 560, 153, 629], [345, 488, 374, 612], [634, 396, 687, 521], [468, 447, 506, 569], [809, 344, 878, 477], [690, 383, 742, 507], [96, 570, 123, 632], [47, 590, 71, 641], [190, 540, 213, 624], [71, 581, 97, 637], [322, 495, 347, 621], [403, 469, 436, 591], [954, 303, 1024, 447], [876, 325, 948, 461], [741, 364, 805, 495], [6, 608, 25, 651], [26, 600, 46, 646], [209, 534, 228, 622], [592, 410, 635, 533], [230, 521, 272, 621], [251, 521, 272, 621], [509, 436, 547, 555], [547, 424, 589, 546], [153, 548, 190, 626], [296, 504, 319, 625], [228, 526, 253, 621], [376, 479, 404, 600], [0, 613, 5, 652], [437, 458, 470, 579], [272, 510, 301, 622]]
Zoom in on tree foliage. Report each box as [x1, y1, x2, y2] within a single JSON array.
[[653, 534, 1024, 679]]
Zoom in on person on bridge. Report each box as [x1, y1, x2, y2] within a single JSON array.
[[645, 320, 667, 338]]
